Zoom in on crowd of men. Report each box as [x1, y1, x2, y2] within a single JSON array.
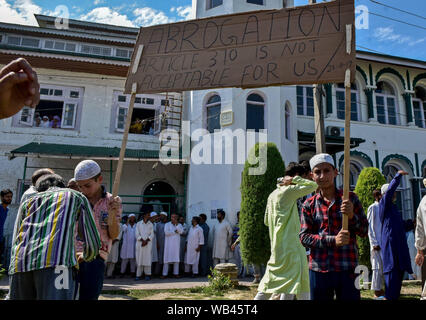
[[254, 154, 426, 301], [1, 58, 426, 301]]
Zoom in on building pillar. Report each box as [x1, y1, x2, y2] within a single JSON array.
[[411, 178, 422, 218], [364, 87, 375, 121], [324, 83, 333, 116], [402, 91, 415, 126]]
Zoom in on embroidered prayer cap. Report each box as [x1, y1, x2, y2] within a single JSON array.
[[309, 153, 335, 170], [74, 160, 101, 181], [381, 184, 390, 195], [150, 211, 158, 217]]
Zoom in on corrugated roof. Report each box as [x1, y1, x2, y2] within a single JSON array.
[[8, 142, 184, 162]]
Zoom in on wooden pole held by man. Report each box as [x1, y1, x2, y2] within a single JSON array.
[[111, 44, 144, 198], [342, 24, 353, 231]]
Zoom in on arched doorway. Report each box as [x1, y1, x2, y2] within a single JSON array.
[[140, 181, 176, 216]]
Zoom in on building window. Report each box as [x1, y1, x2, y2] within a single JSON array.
[[247, 0, 264, 4], [81, 44, 111, 56], [413, 86, 426, 128], [115, 48, 133, 58], [285, 104, 291, 140], [44, 40, 77, 52], [205, 95, 221, 133], [340, 161, 362, 191], [296, 86, 314, 116], [207, 0, 223, 9], [7, 35, 40, 48], [114, 91, 163, 135], [384, 164, 413, 220], [246, 93, 265, 131], [17, 85, 83, 129], [375, 81, 399, 125], [336, 83, 359, 121]]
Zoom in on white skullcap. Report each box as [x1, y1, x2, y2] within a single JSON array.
[[160, 212, 168, 216], [129, 214, 136, 218], [309, 153, 335, 170], [381, 184, 390, 195], [150, 211, 158, 217], [74, 160, 101, 181]]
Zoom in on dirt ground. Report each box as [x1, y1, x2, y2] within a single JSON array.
[[99, 281, 424, 301]]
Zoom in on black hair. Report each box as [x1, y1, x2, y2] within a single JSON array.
[[373, 189, 381, 200], [199, 213, 207, 221], [193, 216, 201, 224], [0, 189, 13, 197], [31, 168, 54, 186], [285, 162, 305, 177], [36, 174, 66, 192], [217, 209, 225, 217]]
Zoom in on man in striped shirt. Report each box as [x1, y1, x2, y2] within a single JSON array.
[[8, 174, 101, 300]]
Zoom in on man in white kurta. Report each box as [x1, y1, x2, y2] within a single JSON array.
[[185, 216, 204, 276], [106, 222, 123, 278], [135, 212, 154, 280], [120, 214, 137, 276], [162, 213, 184, 278], [212, 210, 233, 266], [367, 190, 385, 298], [415, 194, 426, 300]]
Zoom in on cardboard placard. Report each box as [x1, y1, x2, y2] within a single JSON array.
[[125, 0, 355, 94]]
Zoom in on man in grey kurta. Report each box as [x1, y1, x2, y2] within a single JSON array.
[[199, 214, 210, 276], [155, 212, 167, 275], [212, 210, 233, 266]]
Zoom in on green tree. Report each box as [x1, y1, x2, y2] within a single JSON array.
[[353, 167, 386, 269], [239, 142, 285, 266]]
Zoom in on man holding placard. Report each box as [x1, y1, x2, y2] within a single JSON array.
[[299, 153, 368, 300]]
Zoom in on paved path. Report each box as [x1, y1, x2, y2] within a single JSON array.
[[0, 275, 255, 292]]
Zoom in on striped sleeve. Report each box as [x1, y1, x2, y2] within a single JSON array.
[[77, 194, 101, 262]]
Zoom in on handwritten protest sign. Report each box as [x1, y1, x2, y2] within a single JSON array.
[[125, 0, 355, 94]]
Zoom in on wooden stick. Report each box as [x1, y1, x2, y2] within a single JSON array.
[[342, 69, 351, 231], [112, 88, 136, 197], [342, 23, 353, 231]]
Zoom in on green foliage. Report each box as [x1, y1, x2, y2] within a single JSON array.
[[201, 268, 233, 296], [354, 167, 386, 270], [239, 142, 285, 266]]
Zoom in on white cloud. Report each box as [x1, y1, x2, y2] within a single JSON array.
[[80, 7, 135, 27], [172, 6, 193, 21], [0, 0, 42, 25], [133, 7, 174, 27], [374, 27, 425, 46], [94, 0, 105, 5]]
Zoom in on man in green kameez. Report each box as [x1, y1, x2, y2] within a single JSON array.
[[254, 163, 317, 300]]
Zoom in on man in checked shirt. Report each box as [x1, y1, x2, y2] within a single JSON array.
[[299, 153, 368, 300]]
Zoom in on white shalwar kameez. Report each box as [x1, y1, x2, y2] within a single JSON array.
[[120, 223, 137, 274], [184, 225, 204, 274], [212, 219, 233, 266], [135, 220, 154, 277], [367, 201, 384, 292], [415, 195, 426, 300], [162, 222, 183, 276]]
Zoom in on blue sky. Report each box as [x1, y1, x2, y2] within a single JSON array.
[[0, 0, 424, 61]]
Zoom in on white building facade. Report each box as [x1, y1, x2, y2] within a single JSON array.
[[0, 1, 425, 248], [185, 0, 426, 236]]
